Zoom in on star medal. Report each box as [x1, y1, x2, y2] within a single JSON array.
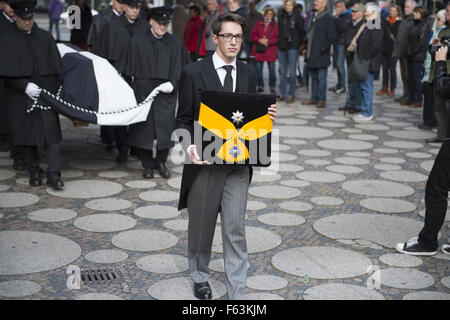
[[231, 110, 244, 125]]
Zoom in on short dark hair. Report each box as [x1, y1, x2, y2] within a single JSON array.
[[211, 12, 246, 35], [189, 4, 201, 15], [413, 6, 428, 18]]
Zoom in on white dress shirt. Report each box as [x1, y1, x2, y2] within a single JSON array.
[[212, 52, 237, 92]]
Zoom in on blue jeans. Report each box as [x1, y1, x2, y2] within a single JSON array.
[[408, 60, 423, 103], [49, 18, 60, 41], [346, 58, 362, 108], [309, 67, 328, 103], [255, 61, 276, 90], [334, 44, 346, 89], [359, 72, 375, 117], [278, 48, 298, 98]]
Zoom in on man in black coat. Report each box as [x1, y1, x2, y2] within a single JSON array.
[[118, 6, 191, 179], [302, 0, 337, 108], [0, 0, 25, 169], [1, 0, 64, 189], [175, 13, 277, 300], [95, 0, 149, 163]]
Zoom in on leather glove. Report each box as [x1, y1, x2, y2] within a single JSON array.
[[25, 82, 42, 99]]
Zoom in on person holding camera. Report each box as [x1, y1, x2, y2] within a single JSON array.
[[397, 45, 450, 257]]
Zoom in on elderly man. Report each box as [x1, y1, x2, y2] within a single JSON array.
[[302, 0, 337, 108]]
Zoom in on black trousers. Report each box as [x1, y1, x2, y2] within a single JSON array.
[[418, 139, 450, 251], [22, 144, 60, 174], [100, 125, 129, 155], [422, 82, 437, 127], [139, 148, 169, 170]]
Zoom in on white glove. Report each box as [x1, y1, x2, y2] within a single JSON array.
[[158, 81, 174, 94], [25, 82, 42, 99]]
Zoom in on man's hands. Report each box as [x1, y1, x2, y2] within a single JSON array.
[[436, 46, 448, 62], [188, 145, 210, 165], [25, 82, 41, 99], [268, 104, 277, 121]]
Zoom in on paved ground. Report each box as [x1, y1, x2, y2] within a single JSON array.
[[0, 15, 449, 300]]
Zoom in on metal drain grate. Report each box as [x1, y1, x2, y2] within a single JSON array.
[[80, 268, 122, 285]]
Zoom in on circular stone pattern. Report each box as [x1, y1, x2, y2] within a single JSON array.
[[84, 249, 128, 264], [244, 293, 284, 300], [378, 268, 434, 289], [278, 126, 333, 139], [28, 208, 78, 222], [111, 229, 178, 252], [212, 226, 281, 254], [386, 130, 435, 140], [311, 196, 344, 206], [76, 293, 124, 300], [272, 246, 372, 279], [317, 139, 373, 151], [163, 219, 188, 231], [303, 283, 385, 300], [0, 280, 41, 298], [334, 157, 370, 165], [98, 171, 128, 178], [134, 205, 180, 219], [68, 159, 116, 170], [383, 140, 424, 149], [47, 180, 123, 199], [84, 198, 132, 211], [246, 275, 288, 291], [379, 253, 422, 267], [147, 277, 226, 300], [249, 185, 300, 199], [360, 198, 416, 213], [296, 171, 346, 183], [403, 291, 450, 300], [280, 180, 311, 188], [279, 201, 313, 212], [139, 190, 179, 202], [0, 192, 39, 208], [379, 170, 428, 183], [0, 231, 81, 275], [0, 169, 15, 180], [74, 214, 136, 233], [297, 149, 331, 157], [257, 213, 306, 226], [313, 213, 424, 248], [136, 254, 189, 274], [246, 201, 267, 211], [125, 180, 157, 189], [441, 276, 450, 289], [326, 165, 363, 174], [342, 180, 415, 197]]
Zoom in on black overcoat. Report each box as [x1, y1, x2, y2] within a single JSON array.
[[305, 11, 337, 69]]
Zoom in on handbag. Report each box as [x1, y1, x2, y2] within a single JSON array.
[[349, 51, 370, 81], [255, 22, 275, 53]]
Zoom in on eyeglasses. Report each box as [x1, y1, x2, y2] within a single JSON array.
[[217, 33, 244, 42]]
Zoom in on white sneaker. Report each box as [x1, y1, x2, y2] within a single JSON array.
[[441, 244, 450, 255], [352, 113, 373, 122]]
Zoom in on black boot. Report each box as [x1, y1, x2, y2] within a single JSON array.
[[156, 163, 170, 179], [29, 170, 42, 187], [47, 172, 64, 190]]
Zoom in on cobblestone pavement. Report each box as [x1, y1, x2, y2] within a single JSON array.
[[0, 16, 449, 300]]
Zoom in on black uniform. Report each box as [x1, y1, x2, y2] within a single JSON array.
[[0, 22, 63, 185], [94, 14, 149, 161], [0, 10, 25, 166], [117, 27, 190, 173]]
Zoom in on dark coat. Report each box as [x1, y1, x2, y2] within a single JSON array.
[[356, 24, 383, 73], [406, 18, 432, 61], [175, 55, 257, 210], [0, 12, 15, 136], [382, 18, 401, 56], [0, 24, 62, 146], [435, 60, 450, 100], [392, 14, 414, 58], [244, 10, 263, 44], [344, 18, 365, 63], [87, 6, 121, 49], [277, 8, 305, 50], [120, 30, 191, 151], [305, 10, 337, 69], [70, 4, 92, 47], [335, 10, 352, 45]]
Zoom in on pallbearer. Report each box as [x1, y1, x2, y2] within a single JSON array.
[[117, 6, 190, 179], [0, 0, 64, 190]]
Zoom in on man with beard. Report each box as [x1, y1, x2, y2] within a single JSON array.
[[0, 0, 64, 190], [117, 6, 191, 179], [95, 0, 149, 163], [0, 0, 25, 169]]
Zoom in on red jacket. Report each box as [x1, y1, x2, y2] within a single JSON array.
[[184, 15, 203, 53], [251, 19, 278, 62]]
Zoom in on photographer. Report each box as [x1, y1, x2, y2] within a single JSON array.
[[396, 46, 450, 257]]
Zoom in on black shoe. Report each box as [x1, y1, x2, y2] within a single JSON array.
[[328, 85, 337, 92], [426, 137, 445, 143], [396, 237, 437, 256], [257, 87, 264, 93], [335, 87, 346, 94], [441, 244, 450, 255], [417, 124, 434, 130], [13, 159, 26, 171], [116, 153, 128, 163], [193, 282, 212, 300], [142, 168, 153, 179], [47, 172, 64, 190], [348, 107, 361, 114], [338, 106, 350, 111], [29, 171, 42, 187], [106, 143, 115, 151], [156, 163, 170, 179]]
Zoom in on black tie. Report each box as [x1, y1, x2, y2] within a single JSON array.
[[223, 65, 233, 92]]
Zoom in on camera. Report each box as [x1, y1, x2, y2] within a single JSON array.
[[429, 35, 450, 61]]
